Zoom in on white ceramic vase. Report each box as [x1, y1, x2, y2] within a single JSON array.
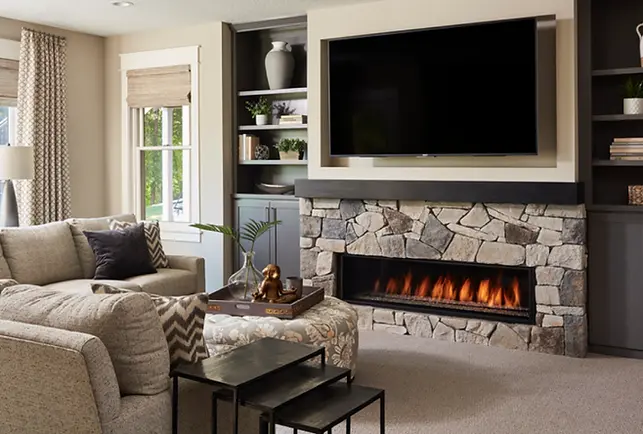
[[265, 41, 294, 90], [624, 98, 643, 115], [255, 114, 269, 125]]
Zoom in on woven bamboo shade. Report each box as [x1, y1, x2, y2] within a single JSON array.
[[0, 58, 19, 106], [126, 64, 191, 108]]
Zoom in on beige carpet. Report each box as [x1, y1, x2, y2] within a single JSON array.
[[279, 331, 643, 434]]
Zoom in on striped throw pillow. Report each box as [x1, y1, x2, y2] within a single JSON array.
[[109, 219, 169, 268], [92, 283, 209, 368]]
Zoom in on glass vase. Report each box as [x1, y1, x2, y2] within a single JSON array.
[[228, 251, 263, 301]]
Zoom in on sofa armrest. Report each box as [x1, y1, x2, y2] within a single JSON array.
[[167, 255, 205, 293]]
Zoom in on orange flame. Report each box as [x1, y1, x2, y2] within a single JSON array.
[[372, 271, 522, 310]]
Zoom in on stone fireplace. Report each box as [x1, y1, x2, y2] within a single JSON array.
[[299, 199, 587, 357]]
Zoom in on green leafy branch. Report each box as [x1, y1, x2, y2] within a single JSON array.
[[625, 77, 643, 99], [190, 219, 281, 253]]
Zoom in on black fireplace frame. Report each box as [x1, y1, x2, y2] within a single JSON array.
[[337, 253, 537, 325]]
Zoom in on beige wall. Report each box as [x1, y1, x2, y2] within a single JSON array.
[[104, 22, 233, 289], [308, 0, 577, 182], [0, 17, 106, 217]]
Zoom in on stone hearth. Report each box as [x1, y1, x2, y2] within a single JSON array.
[[299, 199, 587, 357]]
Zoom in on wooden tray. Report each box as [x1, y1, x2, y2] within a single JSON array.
[[207, 286, 324, 319]]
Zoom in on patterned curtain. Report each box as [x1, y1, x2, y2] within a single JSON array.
[[15, 28, 71, 226]]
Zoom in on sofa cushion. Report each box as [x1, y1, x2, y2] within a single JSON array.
[[0, 222, 83, 285], [44, 279, 142, 294], [126, 268, 198, 296], [109, 220, 169, 269], [67, 214, 137, 279], [0, 285, 170, 396], [84, 223, 157, 280], [93, 283, 209, 369]]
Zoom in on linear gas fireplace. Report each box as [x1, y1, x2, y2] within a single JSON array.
[[338, 254, 536, 324]]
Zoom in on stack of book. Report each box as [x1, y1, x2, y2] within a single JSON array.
[[238, 134, 259, 161], [278, 114, 307, 125], [610, 138, 643, 161]]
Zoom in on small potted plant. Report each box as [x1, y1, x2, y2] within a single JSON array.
[[275, 138, 307, 160], [245, 96, 272, 125], [624, 78, 643, 115]]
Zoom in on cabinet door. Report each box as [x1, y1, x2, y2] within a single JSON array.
[[235, 199, 272, 275], [270, 199, 301, 280], [589, 211, 643, 353]]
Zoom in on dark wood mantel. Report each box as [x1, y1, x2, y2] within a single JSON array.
[[295, 179, 584, 205]]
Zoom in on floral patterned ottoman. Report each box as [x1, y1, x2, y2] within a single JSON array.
[[202, 296, 359, 376]]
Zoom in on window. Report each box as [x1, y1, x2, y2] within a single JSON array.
[[0, 105, 16, 145], [121, 46, 200, 242], [135, 106, 191, 222]]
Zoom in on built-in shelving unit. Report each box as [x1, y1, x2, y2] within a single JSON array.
[[238, 87, 307, 97], [593, 114, 643, 121], [578, 0, 643, 358], [592, 67, 643, 76], [239, 159, 308, 166], [239, 124, 308, 131]]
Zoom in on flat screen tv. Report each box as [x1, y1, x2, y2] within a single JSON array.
[[328, 16, 556, 157]]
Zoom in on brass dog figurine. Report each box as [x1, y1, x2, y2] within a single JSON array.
[[252, 264, 299, 303]]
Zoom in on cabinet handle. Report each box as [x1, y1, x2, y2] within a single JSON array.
[[265, 206, 270, 221]]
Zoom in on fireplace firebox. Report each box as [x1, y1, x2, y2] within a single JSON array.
[[338, 254, 536, 324]]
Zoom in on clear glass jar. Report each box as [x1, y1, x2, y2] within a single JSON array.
[[227, 251, 263, 300]]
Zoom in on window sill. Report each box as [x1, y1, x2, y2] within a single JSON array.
[[159, 221, 202, 243]]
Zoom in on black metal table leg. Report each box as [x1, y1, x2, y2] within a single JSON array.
[[211, 392, 218, 434], [346, 416, 351, 433], [233, 389, 239, 434], [269, 413, 276, 434], [380, 393, 385, 434], [172, 376, 178, 434], [293, 429, 297, 434]]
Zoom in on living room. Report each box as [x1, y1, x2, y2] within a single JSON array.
[[1, 0, 643, 432]]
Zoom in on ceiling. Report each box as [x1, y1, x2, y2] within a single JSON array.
[[0, 0, 374, 37]]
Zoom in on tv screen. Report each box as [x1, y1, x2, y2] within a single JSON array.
[[329, 18, 540, 156]]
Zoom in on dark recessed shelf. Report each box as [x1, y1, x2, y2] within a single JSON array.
[[239, 160, 307, 166], [588, 204, 643, 213], [239, 124, 308, 131], [592, 67, 643, 76], [593, 160, 643, 167], [234, 193, 297, 201], [593, 114, 643, 121], [238, 87, 307, 97]]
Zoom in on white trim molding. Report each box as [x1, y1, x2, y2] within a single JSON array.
[[120, 46, 202, 243]]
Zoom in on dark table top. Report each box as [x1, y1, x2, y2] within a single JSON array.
[[274, 383, 384, 433], [171, 337, 324, 389], [239, 364, 350, 412]]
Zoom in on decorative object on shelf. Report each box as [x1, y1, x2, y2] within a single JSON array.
[[254, 143, 270, 160], [255, 182, 295, 195], [265, 41, 295, 90], [637, 23, 643, 66], [274, 101, 296, 121], [278, 114, 307, 125], [190, 219, 281, 300], [238, 134, 259, 161], [628, 185, 643, 205], [286, 276, 304, 299], [0, 145, 34, 227], [623, 78, 643, 114], [246, 96, 272, 125], [252, 264, 299, 304], [276, 138, 307, 160], [610, 137, 643, 160]]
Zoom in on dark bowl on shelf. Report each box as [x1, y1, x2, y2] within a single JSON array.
[[256, 183, 295, 195]]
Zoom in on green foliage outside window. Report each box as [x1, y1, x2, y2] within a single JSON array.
[[143, 107, 186, 220]]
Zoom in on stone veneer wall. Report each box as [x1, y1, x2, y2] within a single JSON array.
[[299, 199, 587, 357]]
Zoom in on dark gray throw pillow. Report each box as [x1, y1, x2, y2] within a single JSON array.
[[83, 223, 157, 280]]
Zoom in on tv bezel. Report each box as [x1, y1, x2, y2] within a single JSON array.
[[326, 15, 557, 158]]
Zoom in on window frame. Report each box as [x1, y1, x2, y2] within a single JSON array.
[[0, 39, 20, 147], [120, 46, 201, 243]]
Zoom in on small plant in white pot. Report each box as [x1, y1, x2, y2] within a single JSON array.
[[624, 78, 643, 115], [245, 97, 271, 125], [275, 138, 306, 160]]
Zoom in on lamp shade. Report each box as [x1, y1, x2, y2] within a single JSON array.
[[0, 146, 34, 180]]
